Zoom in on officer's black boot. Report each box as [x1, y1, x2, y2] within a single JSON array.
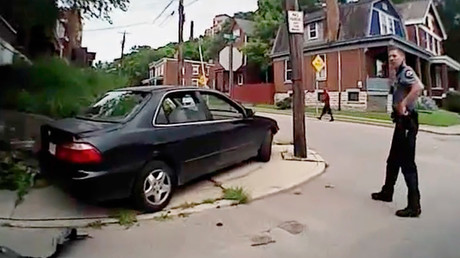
[[396, 191, 421, 217], [371, 185, 393, 202]]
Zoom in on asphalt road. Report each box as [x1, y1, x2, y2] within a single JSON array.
[[63, 113, 460, 258]]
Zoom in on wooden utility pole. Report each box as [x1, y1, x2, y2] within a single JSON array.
[[120, 31, 126, 59], [285, 0, 307, 158], [119, 31, 129, 66], [178, 0, 185, 86]]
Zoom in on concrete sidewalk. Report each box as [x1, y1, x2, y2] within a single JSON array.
[[253, 107, 460, 136], [0, 145, 326, 228]]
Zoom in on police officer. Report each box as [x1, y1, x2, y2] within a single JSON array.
[[371, 47, 424, 218]]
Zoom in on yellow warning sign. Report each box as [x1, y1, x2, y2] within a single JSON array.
[[312, 55, 325, 73], [198, 75, 208, 86]]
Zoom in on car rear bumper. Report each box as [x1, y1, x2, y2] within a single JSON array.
[[38, 151, 136, 201]]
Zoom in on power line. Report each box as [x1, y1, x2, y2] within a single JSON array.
[[152, 0, 177, 24], [84, 0, 178, 32], [84, 21, 150, 32]]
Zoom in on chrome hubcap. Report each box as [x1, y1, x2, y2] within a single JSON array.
[[143, 169, 171, 205]]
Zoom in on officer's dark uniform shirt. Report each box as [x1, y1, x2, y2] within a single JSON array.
[[392, 64, 422, 111]]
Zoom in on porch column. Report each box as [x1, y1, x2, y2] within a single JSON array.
[[424, 61, 432, 96], [416, 57, 422, 78], [441, 64, 449, 92]]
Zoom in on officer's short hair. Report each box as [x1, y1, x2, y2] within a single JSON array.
[[388, 46, 406, 57]]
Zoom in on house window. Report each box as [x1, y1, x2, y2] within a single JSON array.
[[149, 69, 154, 79], [285, 59, 292, 82], [206, 67, 210, 76], [317, 91, 325, 101], [432, 37, 438, 55], [237, 74, 244, 85], [435, 67, 442, 89], [307, 22, 318, 40], [382, 3, 388, 10], [156, 64, 164, 77], [316, 54, 327, 81], [348, 91, 360, 102], [192, 65, 200, 75], [192, 79, 199, 87], [438, 41, 442, 55], [379, 12, 395, 35]]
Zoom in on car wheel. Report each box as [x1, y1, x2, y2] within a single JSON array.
[[133, 161, 175, 212], [257, 130, 273, 162]]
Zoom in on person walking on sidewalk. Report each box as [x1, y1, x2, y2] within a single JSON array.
[[371, 47, 424, 218], [317, 89, 334, 122]]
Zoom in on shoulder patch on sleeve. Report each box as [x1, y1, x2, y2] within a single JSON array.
[[405, 70, 414, 78]]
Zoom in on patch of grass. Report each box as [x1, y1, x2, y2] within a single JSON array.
[[154, 213, 173, 222], [87, 220, 106, 229], [419, 110, 460, 127], [110, 209, 138, 227], [254, 105, 460, 127], [176, 202, 199, 210], [202, 198, 217, 204], [222, 187, 250, 204]]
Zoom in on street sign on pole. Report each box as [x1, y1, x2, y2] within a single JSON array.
[[312, 55, 325, 115], [288, 11, 304, 34]]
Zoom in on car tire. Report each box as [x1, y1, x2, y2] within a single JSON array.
[[132, 161, 176, 212], [257, 130, 273, 162]]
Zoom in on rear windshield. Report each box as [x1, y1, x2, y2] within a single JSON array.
[[78, 91, 149, 122]]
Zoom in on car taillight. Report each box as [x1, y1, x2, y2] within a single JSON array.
[[56, 143, 102, 164]]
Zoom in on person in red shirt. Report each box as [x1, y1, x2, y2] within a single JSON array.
[[317, 89, 334, 121]]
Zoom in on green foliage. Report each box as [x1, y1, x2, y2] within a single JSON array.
[[0, 57, 128, 118], [0, 150, 37, 205], [243, 0, 318, 80], [444, 91, 460, 113], [222, 187, 250, 204], [111, 209, 138, 227], [58, 0, 130, 22]]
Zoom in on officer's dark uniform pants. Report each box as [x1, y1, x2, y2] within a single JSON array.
[[383, 111, 420, 204]]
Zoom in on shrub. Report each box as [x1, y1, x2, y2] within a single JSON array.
[[0, 57, 129, 118], [444, 91, 460, 113], [275, 97, 292, 110], [416, 96, 438, 111]]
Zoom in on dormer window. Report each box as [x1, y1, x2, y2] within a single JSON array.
[[379, 12, 395, 35], [307, 22, 318, 40]]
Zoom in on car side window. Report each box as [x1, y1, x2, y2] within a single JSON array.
[[155, 92, 208, 125], [200, 93, 244, 120]]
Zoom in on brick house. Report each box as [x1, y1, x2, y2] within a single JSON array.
[[396, 0, 460, 105], [148, 58, 215, 87], [271, 0, 460, 111], [213, 18, 267, 93], [205, 14, 231, 37], [53, 9, 96, 67]]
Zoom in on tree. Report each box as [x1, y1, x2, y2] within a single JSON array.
[[58, 0, 130, 22], [437, 0, 460, 62], [242, 0, 318, 82]]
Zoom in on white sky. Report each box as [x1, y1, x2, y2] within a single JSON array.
[[82, 0, 258, 62]]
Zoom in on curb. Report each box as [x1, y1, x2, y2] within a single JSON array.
[[0, 153, 327, 229], [255, 109, 460, 136]]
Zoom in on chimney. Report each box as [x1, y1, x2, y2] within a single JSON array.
[[325, 0, 340, 42], [190, 21, 194, 40]]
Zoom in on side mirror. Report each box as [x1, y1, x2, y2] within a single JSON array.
[[245, 108, 255, 117]]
